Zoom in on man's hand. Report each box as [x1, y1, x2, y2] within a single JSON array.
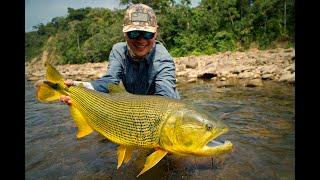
[[59, 79, 74, 105]]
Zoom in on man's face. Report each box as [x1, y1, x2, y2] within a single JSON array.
[[125, 31, 157, 58]]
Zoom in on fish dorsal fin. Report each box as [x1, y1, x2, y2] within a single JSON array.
[[107, 83, 127, 94], [44, 61, 65, 87]]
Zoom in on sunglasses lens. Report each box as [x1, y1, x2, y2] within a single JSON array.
[[127, 31, 155, 40], [143, 32, 155, 40], [128, 31, 140, 39]]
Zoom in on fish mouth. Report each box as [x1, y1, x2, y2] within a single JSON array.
[[207, 140, 227, 147], [199, 128, 233, 156], [200, 139, 233, 156]]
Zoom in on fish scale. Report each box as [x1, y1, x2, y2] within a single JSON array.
[[67, 85, 182, 147]]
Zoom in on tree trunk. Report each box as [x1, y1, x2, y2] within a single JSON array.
[[77, 33, 80, 50], [264, 0, 267, 34], [228, 10, 234, 27], [264, 16, 267, 34], [284, 0, 287, 34], [240, 0, 243, 18]]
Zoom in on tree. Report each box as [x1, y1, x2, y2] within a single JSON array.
[[67, 7, 91, 21], [25, 31, 47, 61], [25, 1, 295, 63], [120, 0, 175, 13]]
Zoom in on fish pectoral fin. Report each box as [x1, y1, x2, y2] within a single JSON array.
[[117, 146, 126, 169], [137, 149, 168, 177], [70, 105, 93, 139], [117, 146, 134, 169]]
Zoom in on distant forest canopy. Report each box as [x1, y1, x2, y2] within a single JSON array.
[[25, 0, 295, 64]]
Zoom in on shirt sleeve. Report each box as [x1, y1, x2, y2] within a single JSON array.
[[90, 49, 123, 93], [73, 81, 94, 90], [154, 58, 180, 99]]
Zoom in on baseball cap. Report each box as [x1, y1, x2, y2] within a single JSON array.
[[123, 3, 158, 33]]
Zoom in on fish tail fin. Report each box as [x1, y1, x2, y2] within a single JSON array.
[[44, 61, 66, 87], [35, 62, 67, 102], [35, 80, 67, 102]]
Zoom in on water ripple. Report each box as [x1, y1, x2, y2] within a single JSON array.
[[25, 80, 295, 179]]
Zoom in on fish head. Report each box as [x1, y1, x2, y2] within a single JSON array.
[[160, 106, 233, 156]]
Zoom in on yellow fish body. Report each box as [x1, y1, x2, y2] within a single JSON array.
[[35, 62, 233, 177]]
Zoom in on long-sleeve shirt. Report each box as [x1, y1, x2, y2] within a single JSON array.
[[88, 41, 180, 99]]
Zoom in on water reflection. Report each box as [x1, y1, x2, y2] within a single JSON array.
[[25, 79, 294, 179]]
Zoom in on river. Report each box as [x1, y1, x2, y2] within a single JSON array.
[[25, 79, 295, 179]]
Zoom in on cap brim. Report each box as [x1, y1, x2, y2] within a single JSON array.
[[123, 25, 157, 33]]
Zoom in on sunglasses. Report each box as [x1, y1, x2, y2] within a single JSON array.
[[127, 31, 155, 40]]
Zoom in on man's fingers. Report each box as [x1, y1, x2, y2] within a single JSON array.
[[65, 79, 74, 86], [60, 95, 72, 105], [60, 95, 66, 102]]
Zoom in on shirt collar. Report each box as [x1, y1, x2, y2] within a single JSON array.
[[145, 43, 156, 64]]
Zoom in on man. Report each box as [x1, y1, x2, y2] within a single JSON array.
[[60, 3, 180, 104]]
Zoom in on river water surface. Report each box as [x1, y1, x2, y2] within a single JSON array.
[[25, 79, 295, 179]]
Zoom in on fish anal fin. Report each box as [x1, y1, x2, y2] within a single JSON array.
[[137, 149, 168, 177], [70, 105, 93, 139], [124, 147, 133, 164]]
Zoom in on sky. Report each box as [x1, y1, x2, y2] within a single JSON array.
[[25, 0, 201, 32]]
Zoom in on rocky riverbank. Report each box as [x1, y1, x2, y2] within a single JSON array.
[[25, 48, 295, 87]]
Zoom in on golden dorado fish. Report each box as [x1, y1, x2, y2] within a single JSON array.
[[35, 62, 233, 177]]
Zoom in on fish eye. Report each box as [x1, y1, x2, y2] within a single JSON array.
[[205, 124, 213, 131]]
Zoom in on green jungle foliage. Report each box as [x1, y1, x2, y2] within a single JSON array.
[[25, 0, 295, 64]]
